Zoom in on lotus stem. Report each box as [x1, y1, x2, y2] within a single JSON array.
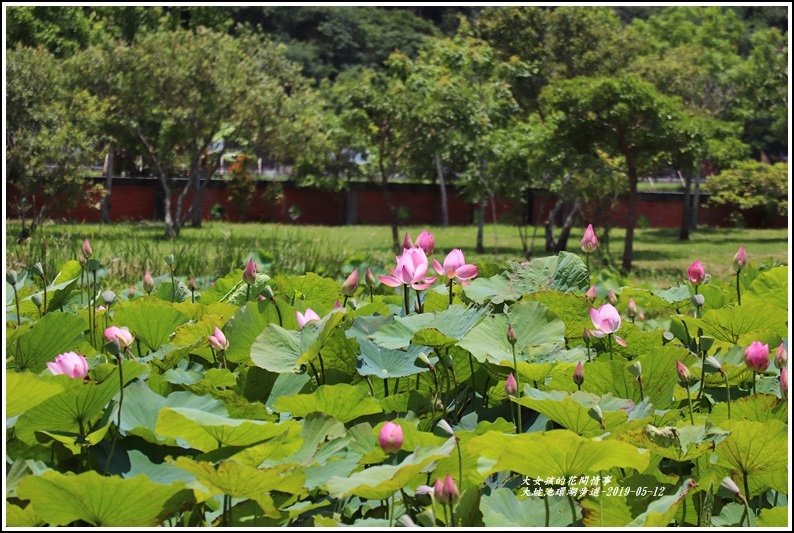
[[752, 371, 757, 395], [448, 280, 454, 306], [723, 372, 731, 419], [415, 288, 424, 313], [456, 436, 463, 491], [685, 386, 695, 424], [403, 284, 410, 316], [12, 284, 21, 327], [736, 271, 741, 305], [742, 471, 752, 526], [638, 376, 645, 402], [511, 343, 522, 434], [544, 493, 550, 527], [342, 295, 349, 309]]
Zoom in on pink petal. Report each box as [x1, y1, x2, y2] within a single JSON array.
[[379, 274, 403, 288], [614, 335, 627, 347], [590, 329, 606, 339], [589, 307, 601, 329], [443, 249, 465, 272], [433, 259, 444, 276], [600, 318, 615, 334], [454, 264, 478, 281], [46, 362, 63, 375]]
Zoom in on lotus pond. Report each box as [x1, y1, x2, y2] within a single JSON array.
[[4, 233, 789, 527]]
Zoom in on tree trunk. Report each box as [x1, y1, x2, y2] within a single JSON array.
[[161, 177, 177, 238], [554, 199, 582, 251], [678, 169, 691, 240], [544, 198, 564, 252], [690, 166, 702, 230], [191, 169, 204, 228], [101, 147, 114, 224], [490, 192, 499, 254], [434, 151, 449, 227], [621, 154, 638, 271], [378, 139, 399, 251], [476, 195, 486, 254]]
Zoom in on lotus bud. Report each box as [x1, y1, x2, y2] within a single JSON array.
[[585, 285, 597, 302], [721, 477, 744, 502], [46, 352, 89, 379], [662, 331, 675, 345], [31, 293, 43, 308], [365, 268, 377, 287], [188, 277, 197, 292], [342, 269, 359, 297], [333, 299, 342, 309], [6, 270, 18, 286], [415, 230, 435, 254], [627, 298, 638, 319], [505, 373, 518, 396], [507, 324, 517, 346], [676, 360, 693, 386], [435, 474, 459, 505], [414, 485, 434, 507], [637, 311, 646, 321], [296, 308, 321, 330], [433, 478, 446, 504], [688, 260, 705, 286], [32, 262, 45, 278], [82, 238, 93, 259], [104, 326, 135, 350], [127, 285, 136, 299], [163, 254, 175, 267], [573, 362, 585, 386], [588, 405, 604, 428], [691, 294, 705, 307], [744, 341, 770, 373], [397, 515, 416, 528], [402, 232, 414, 250], [243, 259, 257, 285], [143, 270, 154, 294], [780, 367, 788, 399], [775, 343, 787, 369], [733, 245, 746, 272], [583, 328, 592, 343], [262, 285, 275, 301], [703, 356, 723, 374], [435, 419, 455, 437], [580, 224, 599, 254], [629, 361, 642, 378], [207, 326, 229, 351], [378, 421, 404, 454], [102, 290, 116, 306], [607, 290, 618, 306]]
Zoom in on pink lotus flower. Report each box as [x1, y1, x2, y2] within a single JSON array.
[[47, 352, 89, 379], [432, 249, 478, 285], [402, 232, 414, 250], [585, 285, 597, 302], [580, 224, 599, 254], [589, 303, 626, 345], [780, 367, 788, 400], [380, 247, 436, 290], [104, 326, 135, 349], [775, 343, 787, 369], [733, 246, 746, 272], [573, 362, 585, 386], [744, 341, 770, 373], [415, 230, 435, 254], [688, 260, 705, 286], [676, 360, 692, 386], [378, 421, 404, 453], [207, 326, 229, 351], [435, 474, 460, 505], [296, 308, 321, 329], [143, 270, 155, 293], [505, 373, 517, 396], [81, 239, 92, 259], [243, 259, 257, 285], [342, 269, 359, 297]]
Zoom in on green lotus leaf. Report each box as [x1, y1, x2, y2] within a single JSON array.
[[16, 470, 193, 526], [223, 300, 294, 363], [627, 479, 697, 526], [370, 306, 487, 350], [6, 501, 44, 527], [756, 506, 788, 527], [619, 423, 730, 461], [480, 488, 571, 527], [12, 312, 87, 372], [199, 270, 271, 306], [356, 336, 433, 379], [326, 437, 457, 499], [679, 302, 787, 345], [14, 361, 146, 445], [466, 429, 650, 479], [710, 393, 787, 424], [458, 301, 565, 365], [113, 299, 190, 351], [715, 419, 788, 496], [6, 372, 67, 418], [155, 407, 298, 452], [512, 389, 629, 437], [744, 265, 787, 310], [274, 272, 340, 308], [275, 383, 382, 423], [527, 291, 591, 341]]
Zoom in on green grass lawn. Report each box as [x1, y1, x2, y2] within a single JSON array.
[[5, 221, 788, 289]]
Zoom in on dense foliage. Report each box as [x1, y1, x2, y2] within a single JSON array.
[[4, 232, 789, 527]]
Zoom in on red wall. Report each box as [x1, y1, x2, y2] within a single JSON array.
[[7, 178, 784, 229]]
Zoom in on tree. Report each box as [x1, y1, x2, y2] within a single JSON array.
[[6, 46, 105, 238], [539, 76, 704, 271], [6, 6, 105, 57], [705, 161, 788, 224]]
